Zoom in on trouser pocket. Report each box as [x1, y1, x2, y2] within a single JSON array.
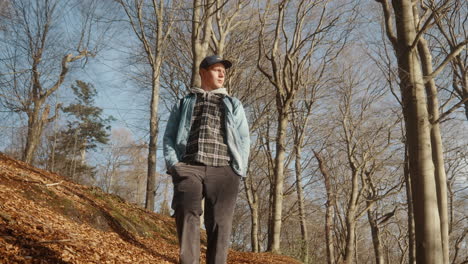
[[170, 163, 203, 214]]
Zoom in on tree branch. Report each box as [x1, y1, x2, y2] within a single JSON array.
[[424, 39, 468, 82], [432, 97, 468, 124], [42, 51, 92, 100], [375, 0, 397, 50], [410, 11, 435, 51]]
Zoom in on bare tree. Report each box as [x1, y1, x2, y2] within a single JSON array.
[[336, 66, 397, 263], [256, 0, 347, 252], [374, 0, 467, 262], [288, 64, 326, 262], [242, 82, 275, 253], [117, 0, 178, 211], [309, 55, 405, 263], [0, 0, 111, 164]]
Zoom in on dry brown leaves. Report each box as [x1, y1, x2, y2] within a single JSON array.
[[0, 153, 301, 264]]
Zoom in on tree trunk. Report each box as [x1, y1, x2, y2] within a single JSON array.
[[244, 176, 260, 252], [344, 183, 358, 264], [294, 145, 309, 264], [267, 173, 274, 252], [417, 38, 449, 264], [250, 197, 259, 252], [145, 69, 161, 211], [191, 0, 214, 88], [244, 173, 259, 252], [392, 1, 443, 262], [23, 104, 50, 164], [325, 194, 335, 264], [268, 109, 288, 253], [343, 164, 359, 263], [367, 204, 384, 264], [404, 146, 416, 264], [314, 151, 335, 264], [402, 44, 443, 264]]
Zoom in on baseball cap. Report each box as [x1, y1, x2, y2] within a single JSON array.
[[199, 55, 232, 69]]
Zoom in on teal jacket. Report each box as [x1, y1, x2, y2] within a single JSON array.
[[163, 93, 250, 177]]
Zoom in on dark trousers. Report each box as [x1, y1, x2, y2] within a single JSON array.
[[170, 162, 240, 264]]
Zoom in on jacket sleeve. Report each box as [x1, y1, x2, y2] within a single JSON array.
[[236, 102, 250, 176], [163, 102, 181, 172]]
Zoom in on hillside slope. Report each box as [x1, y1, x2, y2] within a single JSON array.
[[0, 153, 300, 263]]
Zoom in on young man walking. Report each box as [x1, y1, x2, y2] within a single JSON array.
[[163, 55, 250, 264]]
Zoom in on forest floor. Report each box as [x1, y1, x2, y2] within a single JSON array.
[[0, 153, 300, 264]]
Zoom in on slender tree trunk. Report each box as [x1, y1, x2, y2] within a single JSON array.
[[250, 197, 259, 252], [191, 0, 214, 88], [250, 199, 259, 252], [266, 156, 275, 251], [325, 195, 335, 264], [343, 166, 359, 263], [314, 151, 335, 264], [191, 0, 202, 88], [404, 146, 416, 264], [367, 204, 384, 264], [417, 38, 449, 264], [244, 174, 259, 252], [268, 109, 288, 253], [392, 1, 443, 262], [294, 145, 309, 263], [355, 232, 358, 263], [365, 174, 385, 264], [267, 172, 274, 251], [344, 186, 358, 264], [145, 69, 161, 211]]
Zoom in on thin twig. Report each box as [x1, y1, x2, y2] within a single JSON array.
[[45, 181, 63, 187], [37, 239, 73, 244]]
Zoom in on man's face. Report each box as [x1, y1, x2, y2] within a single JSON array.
[[200, 63, 226, 91]]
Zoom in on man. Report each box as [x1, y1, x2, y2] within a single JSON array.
[[163, 55, 250, 264]]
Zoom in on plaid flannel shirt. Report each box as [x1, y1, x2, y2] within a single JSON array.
[[183, 92, 230, 166]]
